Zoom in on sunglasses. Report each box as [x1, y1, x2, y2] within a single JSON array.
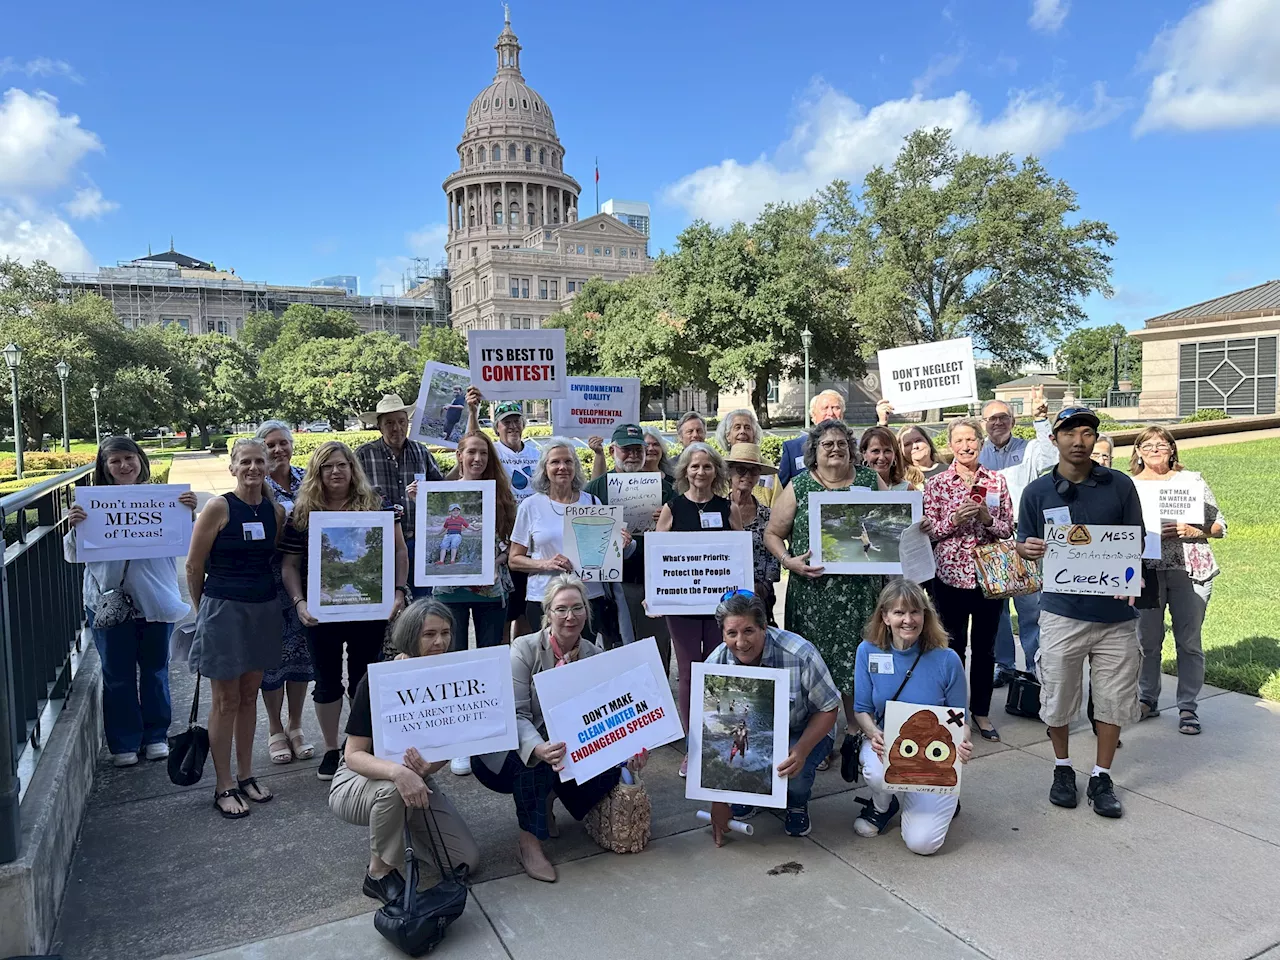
[[720, 588, 756, 602]]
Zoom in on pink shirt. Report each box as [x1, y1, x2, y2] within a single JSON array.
[[923, 463, 1014, 589]]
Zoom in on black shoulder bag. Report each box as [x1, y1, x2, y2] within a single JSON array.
[[374, 807, 469, 957], [167, 672, 209, 786], [842, 648, 924, 784]]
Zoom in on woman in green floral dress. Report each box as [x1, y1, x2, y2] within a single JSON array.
[[765, 419, 881, 768]]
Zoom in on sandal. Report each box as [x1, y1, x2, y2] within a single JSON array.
[[1178, 711, 1201, 736], [1139, 701, 1160, 721], [288, 727, 315, 760], [269, 732, 293, 764], [214, 788, 249, 819], [975, 721, 1001, 743], [817, 753, 833, 772], [237, 777, 273, 803]]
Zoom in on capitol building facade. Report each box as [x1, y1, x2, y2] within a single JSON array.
[[442, 13, 651, 333]]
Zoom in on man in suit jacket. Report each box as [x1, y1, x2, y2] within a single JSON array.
[[778, 389, 847, 487]]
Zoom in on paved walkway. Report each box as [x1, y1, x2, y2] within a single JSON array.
[[50, 454, 1280, 960]]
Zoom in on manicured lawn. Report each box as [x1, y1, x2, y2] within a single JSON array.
[[1173, 438, 1279, 702]]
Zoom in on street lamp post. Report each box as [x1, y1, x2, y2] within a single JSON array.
[[801, 326, 814, 430], [90, 385, 101, 446], [1110, 334, 1121, 398], [3, 343, 22, 480], [56, 359, 71, 452]]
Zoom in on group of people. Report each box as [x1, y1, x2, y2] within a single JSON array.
[[64, 381, 1224, 894]]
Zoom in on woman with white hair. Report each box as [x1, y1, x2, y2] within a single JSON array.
[[642, 427, 676, 481], [716, 407, 776, 505]]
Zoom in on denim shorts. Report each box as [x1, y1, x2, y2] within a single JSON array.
[[441, 532, 463, 551]]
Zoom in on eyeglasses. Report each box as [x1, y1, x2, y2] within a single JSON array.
[[720, 588, 756, 602], [1139, 443, 1172, 453], [818, 440, 850, 452], [984, 414, 1012, 424], [319, 462, 351, 472], [549, 604, 586, 617]]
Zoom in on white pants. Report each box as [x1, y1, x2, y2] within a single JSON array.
[[860, 740, 958, 856]]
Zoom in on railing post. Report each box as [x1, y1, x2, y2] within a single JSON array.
[[0, 505, 20, 863]]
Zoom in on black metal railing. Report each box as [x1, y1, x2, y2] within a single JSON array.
[[1107, 390, 1141, 408], [0, 464, 92, 863]]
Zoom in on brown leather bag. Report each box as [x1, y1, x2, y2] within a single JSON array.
[[584, 777, 652, 854]]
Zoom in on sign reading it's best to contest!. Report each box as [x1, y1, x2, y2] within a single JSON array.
[[468, 328, 568, 401], [73, 484, 193, 562], [876, 337, 979, 413]]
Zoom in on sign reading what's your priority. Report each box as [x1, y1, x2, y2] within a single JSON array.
[[1041, 523, 1143, 597]]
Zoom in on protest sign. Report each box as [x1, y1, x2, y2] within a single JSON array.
[[551, 376, 641, 438], [881, 701, 965, 796], [468, 328, 567, 401], [686, 662, 789, 809], [606, 472, 662, 533], [307, 511, 396, 622], [562, 502, 624, 583], [367, 647, 518, 763], [1136, 472, 1205, 532], [1041, 523, 1143, 597], [415, 480, 495, 588], [808, 490, 923, 575], [535, 638, 682, 783], [72, 484, 193, 562], [643, 532, 753, 616], [876, 337, 979, 413], [409, 360, 471, 449]]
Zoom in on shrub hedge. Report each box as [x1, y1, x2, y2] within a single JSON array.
[[1180, 408, 1229, 423]]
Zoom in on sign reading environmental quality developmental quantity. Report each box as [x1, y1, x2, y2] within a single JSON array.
[[876, 337, 979, 413], [468, 328, 567, 401], [643, 531, 753, 616], [1041, 523, 1143, 597], [550, 377, 641, 438], [72, 484, 193, 561]]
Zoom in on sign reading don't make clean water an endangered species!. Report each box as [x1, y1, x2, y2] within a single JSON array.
[[876, 337, 979, 413], [468, 328, 567, 401], [1041, 523, 1144, 597], [72, 484, 194, 561]]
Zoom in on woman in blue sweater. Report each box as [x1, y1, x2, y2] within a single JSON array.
[[852, 579, 970, 855]]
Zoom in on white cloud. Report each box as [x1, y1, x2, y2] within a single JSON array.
[[369, 224, 450, 296], [0, 205, 94, 271], [63, 184, 118, 219], [663, 82, 1121, 224], [0, 58, 82, 83], [1136, 0, 1280, 133], [912, 53, 964, 96], [407, 223, 448, 259], [1029, 0, 1069, 33], [0, 88, 103, 194]]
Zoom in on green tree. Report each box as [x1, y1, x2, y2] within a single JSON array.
[[240, 310, 283, 353], [976, 364, 1023, 401], [164, 330, 266, 447], [416, 325, 468, 368], [274, 332, 419, 426], [1056, 324, 1143, 399]]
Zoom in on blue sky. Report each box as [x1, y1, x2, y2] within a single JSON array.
[[1, 0, 1277, 334]]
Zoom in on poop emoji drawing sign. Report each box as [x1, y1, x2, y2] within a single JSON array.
[[882, 702, 965, 795]]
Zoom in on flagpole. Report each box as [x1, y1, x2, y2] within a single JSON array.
[[595, 156, 599, 215]]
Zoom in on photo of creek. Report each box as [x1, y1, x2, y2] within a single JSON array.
[[699, 676, 776, 796]]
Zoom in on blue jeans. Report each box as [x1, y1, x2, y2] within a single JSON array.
[[446, 600, 508, 651], [994, 592, 1042, 674], [86, 610, 173, 755], [788, 731, 835, 809]]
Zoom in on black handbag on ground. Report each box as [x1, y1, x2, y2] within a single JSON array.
[[167, 672, 209, 786], [374, 808, 469, 957], [1004, 669, 1042, 719], [842, 648, 925, 784]]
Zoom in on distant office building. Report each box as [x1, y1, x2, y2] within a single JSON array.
[[601, 199, 650, 239], [312, 274, 359, 295]]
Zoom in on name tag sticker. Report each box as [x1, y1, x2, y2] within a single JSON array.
[[242, 521, 266, 541], [794, 455, 805, 470], [1043, 506, 1071, 527], [869, 653, 895, 675], [985, 493, 1000, 513], [700, 512, 724, 529]]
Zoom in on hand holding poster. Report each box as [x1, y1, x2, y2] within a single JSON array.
[[643, 532, 753, 616], [367, 648, 518, 763], [606, 472, 662, 533], [562, 503, 625, 583], [1135, 473, 1205, 532], [1041, 523, 1143, 597], [415, 480, 496, 588], [72, 484, 194, 561], [881, 701, 966, 796], [306, 511, 396, 622], [876, 337, 979, 413], [468, 328, 567, 401], [551, 377, 641, 438], [409, 360, 471, 449]]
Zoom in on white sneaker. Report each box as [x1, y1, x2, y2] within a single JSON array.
[[112, 752, 139, 767], [144, 742, 169, 761], [450, 757, 472, 776]]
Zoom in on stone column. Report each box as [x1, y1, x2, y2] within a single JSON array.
[[542, 183, 549, 225], [522, 183, 529, 230]]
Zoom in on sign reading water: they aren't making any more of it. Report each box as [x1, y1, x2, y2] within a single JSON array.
[[72, 484, 194, 562], [550, 376, 641, 438], [643, 531, 754, 616], [1041, 523, 1143, 598], [876, 336, 979, 413], [468, 328, 568, 401]]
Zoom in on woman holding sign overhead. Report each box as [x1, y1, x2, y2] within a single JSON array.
[[64, 437, 196, 768], [1130, 426, 1226, 734]]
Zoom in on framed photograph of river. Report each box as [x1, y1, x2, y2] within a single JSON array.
[[808, 489, 923, 575], [306, 511, 396, 623]]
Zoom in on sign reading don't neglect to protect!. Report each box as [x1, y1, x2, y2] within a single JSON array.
[[73, 484, 194, 562], [468, 328, 567, 401], [877, 337, 979, 413]]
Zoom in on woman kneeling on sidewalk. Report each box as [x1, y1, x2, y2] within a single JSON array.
[[329, 599, 480, 905]]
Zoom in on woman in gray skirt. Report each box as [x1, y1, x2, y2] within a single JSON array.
[[186, 437, 286, 819]]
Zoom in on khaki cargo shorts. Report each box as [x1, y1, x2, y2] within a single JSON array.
[[1036, 612, 1140, 729]]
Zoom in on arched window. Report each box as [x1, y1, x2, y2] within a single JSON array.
[[477, 146, 486, 162], [527, 202, 535, 225], [524, 145, 532, 162], [468, 206, 476, 227], [539, 148, 545, 165], [466, 147, 474, 165], [507, 143, 515, 161], [494, 203, 503, 225], [553, 207, 560, 223], [510, 202, 520, 225]]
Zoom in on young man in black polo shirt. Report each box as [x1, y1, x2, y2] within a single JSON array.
[[1016, 407, 1144, 819]]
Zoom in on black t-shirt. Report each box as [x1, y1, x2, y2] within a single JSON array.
[[346, 674, 373, 739]]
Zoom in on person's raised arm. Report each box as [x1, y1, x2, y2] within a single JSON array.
[[588, 437, 607, 480], [392, 524, 409, 619], [185, 496, 228, 609], [465, 386, 483, 436], [728, 501, 744, 532]]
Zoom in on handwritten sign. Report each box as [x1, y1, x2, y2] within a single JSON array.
[[551, 376, 641, 438], [606, 472, 663, 533], [876, 337, 979, 413], [562, 503, 624, 583], [468, 328, 567, 401], [882, 701, 965, 796], [367, 648, 518, 763], [1136, 473, 1205, 531], [1041, 523, 1143, 597], [72, 484, 193, 561], [643, 532, 753, 616]]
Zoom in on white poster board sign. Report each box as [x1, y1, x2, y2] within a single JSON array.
[[551, 377, 641, 438], [562, 502, 624, 583], [1041, 523, 1143, 597], [367, 647, 518, 763], [881, 701, 966, 796], [643, 531, 753, 616], [307, 511, 396, 622], [686, 662, 789, 809], [72, 484, 193, 561], [535, 638, 682, 783], [409, 360, 471, 449], [1135, 473, 1205, 532], [876, 337, 979, 413], [415, 480, 495, 588], [607, 472, 663, 533], [808, 490, 924, 575], [468, 328, 567, 401]]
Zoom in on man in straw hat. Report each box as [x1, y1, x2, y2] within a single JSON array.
[[724, 441, 782, 621], [356, 393, 444, 598]]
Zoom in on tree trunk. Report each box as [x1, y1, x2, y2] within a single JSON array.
[[198, 423, 210, 450], [750, 372, 772, 429]]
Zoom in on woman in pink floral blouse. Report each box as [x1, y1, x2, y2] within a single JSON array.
[[923, 417, 1013, 742]]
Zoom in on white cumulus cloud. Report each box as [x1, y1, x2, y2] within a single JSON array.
[[0, 206, 94, 271], [0, 88, 103, 193], [407, 223, 448, 259], [663, 82, 1121, 224], [63, 185, 118, 220], [1136, 0, 1280, 133], [1029, 0, 1069, 33]]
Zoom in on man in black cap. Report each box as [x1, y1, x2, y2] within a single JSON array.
[[1016, 406, 1145, 820], [585, 423, 675, 671]]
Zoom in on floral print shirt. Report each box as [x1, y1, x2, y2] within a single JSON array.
[[923, 463, 1014, 589]]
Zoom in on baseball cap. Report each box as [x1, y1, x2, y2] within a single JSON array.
[[1052, 406, 1100, 434], [611, 423, 645, 446], [494, 402, 524, 423]]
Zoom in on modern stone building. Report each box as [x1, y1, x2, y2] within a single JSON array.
[[442, 13, 651, 333]]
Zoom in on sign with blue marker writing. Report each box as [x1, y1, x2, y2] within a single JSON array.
[[1041, 524, 1143, 597], [551, 376, 641, 438]]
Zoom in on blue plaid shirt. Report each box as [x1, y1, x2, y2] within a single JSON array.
[[707, 627, 841, 735]]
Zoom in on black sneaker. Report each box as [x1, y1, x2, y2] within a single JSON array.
[[853, 795, 900, 837], [362, 869, 405, 905], [730, 804, 760, 819], [783, 805, 811, 837], [1049, 765, 1078, 808], [1087, 773, 1123, 818], [317, 748, 341, 781], [993, 668, 1013, 689]]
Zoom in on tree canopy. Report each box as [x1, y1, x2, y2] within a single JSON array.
[[1055, 323, 1143, 399]]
